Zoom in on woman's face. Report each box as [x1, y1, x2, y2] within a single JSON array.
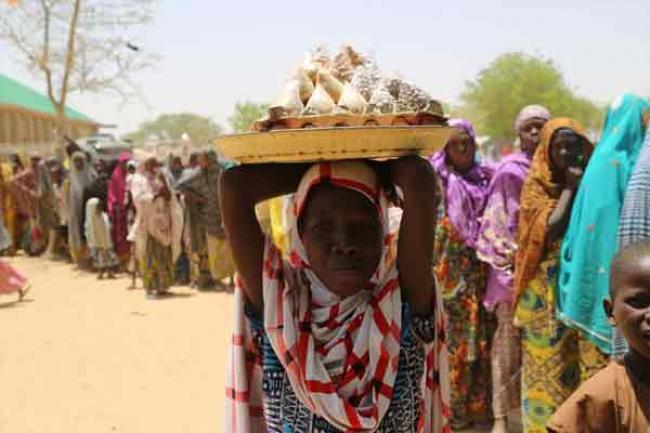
[[171, 157, 183, 174], [30, 156, 41, 171], [10, 155, 22, 173], [519, 117, 547, 155], [49, 166, 62, 185], [73, 157, 85, 171], [299, 184, 383, 298], [198, 153, 209, 169], [549, 130, 587, 173], [446, 129, 475, 172], [145, 158, 157, 173]]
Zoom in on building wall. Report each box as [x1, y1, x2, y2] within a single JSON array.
[[0, 106, 98, 155]]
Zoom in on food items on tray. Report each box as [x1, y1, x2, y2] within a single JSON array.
[[303, 83, 337, 115], [255, 44, 445, 131], [336, 83, 368, 114], [269, 79, 304, 118]]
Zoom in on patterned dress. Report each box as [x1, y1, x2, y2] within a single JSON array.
[[140, 235, 174, 292], [245, 301, 436, 433], [515, 245, 608, 433], [434, 214, 492, 427]]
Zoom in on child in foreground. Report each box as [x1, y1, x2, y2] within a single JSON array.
[[221, 157, 450, 433], [547, 240, 650, 433]]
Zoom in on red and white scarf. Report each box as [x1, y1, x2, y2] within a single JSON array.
[[226, 161, 450, 432]]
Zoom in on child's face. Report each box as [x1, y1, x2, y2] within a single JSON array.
[[606, 255, 650, 359], [299, 184, 383, 298]]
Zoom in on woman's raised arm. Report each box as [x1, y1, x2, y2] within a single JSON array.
[[388, 157, 438, 316], [219, 163, 308, 312]]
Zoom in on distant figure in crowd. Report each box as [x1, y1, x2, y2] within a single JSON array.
[[558, 94, 650, 356], [476, 104, 551, 433], [45, 157, 69, 259], [83, 158, 114, 214], [35, 158, 60, 259], [431, 118, 493, 430], [181, 151, 207, 288], [6, 154, 26, 251], [85, 197, 119, 279], [107, 152, 133, 268], [129, 156, 183, 298], [163, 153, 190, 284], [514, 117, 605, 433], [67, 152, 96, 267], [0, 163, 15, 255], [547, 240, 650, 433], [618, 111, 650, 246], [176, 150, 233, 289], [11, 154, 40, 254]]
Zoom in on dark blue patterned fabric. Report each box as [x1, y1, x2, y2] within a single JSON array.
[[245, 301, 435, 433]]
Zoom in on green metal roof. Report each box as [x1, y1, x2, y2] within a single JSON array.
[[0, 73, 95, 123]]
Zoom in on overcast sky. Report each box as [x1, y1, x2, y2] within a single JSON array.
[[1, 0, 649, 135]]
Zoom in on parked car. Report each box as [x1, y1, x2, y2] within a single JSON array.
[[77, 134, 132, 162]]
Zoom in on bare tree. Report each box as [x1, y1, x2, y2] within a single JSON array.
[[0, 0, 157, 138]]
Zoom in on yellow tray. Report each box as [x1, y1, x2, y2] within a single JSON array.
[[215, 126, 454, 164]]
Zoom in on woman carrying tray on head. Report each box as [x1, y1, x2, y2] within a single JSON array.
[[430, 118, 494, 430], [221, 156, 449, 433]]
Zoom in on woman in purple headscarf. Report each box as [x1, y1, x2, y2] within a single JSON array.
[[431, 118, 494, 430], [475, 104, 551, 433]]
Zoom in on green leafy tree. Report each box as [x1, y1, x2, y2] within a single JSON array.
[[126, 113, 222, 145], [459, 52, 604, 141], [228, 101, 268, 133]]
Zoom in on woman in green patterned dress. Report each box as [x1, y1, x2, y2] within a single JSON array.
[[513, 118, 607, 433], [431, 119, 494, 429]]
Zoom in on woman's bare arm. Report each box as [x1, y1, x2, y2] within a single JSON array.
[[547, 167, 583, 244], [219, 163, 308, 312], [389, 157, 438, 316]]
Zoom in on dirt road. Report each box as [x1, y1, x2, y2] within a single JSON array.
[[0, 256, 233, 433]]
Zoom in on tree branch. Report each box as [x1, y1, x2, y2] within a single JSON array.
[[59, 0, 82, 115], [39, 0, 58, 107]]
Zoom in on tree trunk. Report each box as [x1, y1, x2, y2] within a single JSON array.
[[55, 105, 68, 158]]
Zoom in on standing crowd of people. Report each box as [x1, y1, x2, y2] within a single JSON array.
[[426, 94, 650, 433], [0, 143, 236, 300], [2, 94, 650, 433], [222, 94, 650, 433]]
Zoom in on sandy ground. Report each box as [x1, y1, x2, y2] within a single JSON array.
[[0, 255, 233, 433], [0, 256, 495, 433]]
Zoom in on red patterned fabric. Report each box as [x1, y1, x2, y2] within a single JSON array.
[[226, 161, 450, 432]]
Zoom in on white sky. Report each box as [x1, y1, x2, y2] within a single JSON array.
[[1, 0, 649, 135]]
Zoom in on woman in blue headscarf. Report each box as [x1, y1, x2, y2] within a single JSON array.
[[558, 94, 650, 355]]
